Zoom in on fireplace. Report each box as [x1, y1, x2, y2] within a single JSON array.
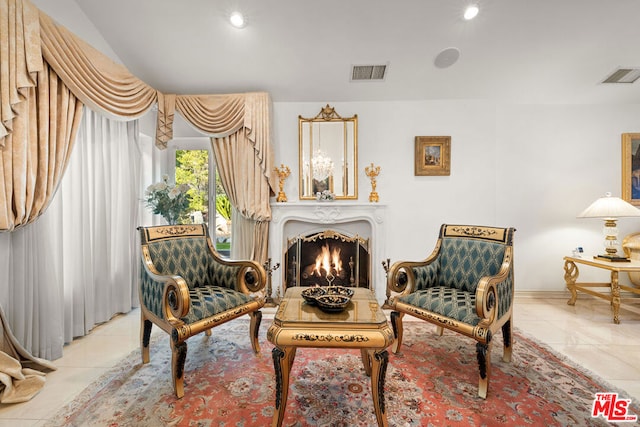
[[268, 202, 387, 303], [284, 230, 369, 289]]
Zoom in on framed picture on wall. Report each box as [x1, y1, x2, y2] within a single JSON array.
[[622, 133, 640, 206], [414, 136, 451, 176]]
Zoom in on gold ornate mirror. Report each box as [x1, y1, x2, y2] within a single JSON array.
[[299, 105, 358, 200]]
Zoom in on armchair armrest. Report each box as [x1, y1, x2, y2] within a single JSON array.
[[475, 246, 514, 323], [206, 240, 267, 294], [387, 241, 442, 297], [140, 246, 190, 323]]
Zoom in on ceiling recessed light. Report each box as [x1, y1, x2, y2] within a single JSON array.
[[229, 11, 246, 28], [464, 5, 479, 20]]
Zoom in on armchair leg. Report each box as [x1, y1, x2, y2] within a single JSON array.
[[501, 318, 513, 363], [476, 341, 492, 399], [140, 316, 153, 364], [205, 329, 212, 337], [249, 310, 262, 353], [390, 311, 404, 354], [170, 339, 187, 399]]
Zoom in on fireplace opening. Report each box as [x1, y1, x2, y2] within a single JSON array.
[[284, 230, 370, 289]]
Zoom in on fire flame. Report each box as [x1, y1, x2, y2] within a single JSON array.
[[313, 243, 342, 277]]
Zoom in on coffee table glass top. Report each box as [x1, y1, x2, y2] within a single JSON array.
[[273, 287, 387, 327]]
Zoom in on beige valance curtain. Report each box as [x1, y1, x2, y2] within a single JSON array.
[[1, 0, 277, 235], [157, 92, 276, 191], [38, 11, 157, 120]]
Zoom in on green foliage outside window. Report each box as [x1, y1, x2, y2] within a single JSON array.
[[175, 150, 209, 218], [174, 150, 232, 256]]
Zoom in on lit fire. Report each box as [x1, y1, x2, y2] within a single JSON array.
[[313, 243, 342, 278]]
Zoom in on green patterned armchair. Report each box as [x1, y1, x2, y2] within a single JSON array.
[[138, 224, 266, 398], [387, 224, 515, 398]]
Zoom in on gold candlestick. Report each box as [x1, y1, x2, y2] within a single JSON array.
[[263, 258, 281, 306], [365, 163, 381, 202], [274, 164, 291, 202]]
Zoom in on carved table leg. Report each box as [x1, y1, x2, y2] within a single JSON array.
[[564, 259, 579, 305], [370, 349, 389, 427], [361, 348, 372, 376], [611, 271, 621, 324], [271, 346, 296, 427], [390, 311, 404, 353]]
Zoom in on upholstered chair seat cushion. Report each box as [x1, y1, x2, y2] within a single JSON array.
[[397, 287, 480, 325], [182, 286, 254, 324]]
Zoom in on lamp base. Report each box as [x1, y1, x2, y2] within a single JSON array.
[[593, 254, 631, 262]]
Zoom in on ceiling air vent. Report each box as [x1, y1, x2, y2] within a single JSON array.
[[351, 64, 388, 81], [602, 68, 640, 84]]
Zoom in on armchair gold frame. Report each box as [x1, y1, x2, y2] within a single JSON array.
[[138, 224, 266, 398], [387, 224, 515, 398]]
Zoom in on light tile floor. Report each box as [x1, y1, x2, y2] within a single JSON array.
[[0, 293, 639, 426]]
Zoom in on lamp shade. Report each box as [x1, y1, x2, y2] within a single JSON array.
[[577, 192, 640, 219]]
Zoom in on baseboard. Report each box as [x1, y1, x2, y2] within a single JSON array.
[[514, 290, 568, 299]]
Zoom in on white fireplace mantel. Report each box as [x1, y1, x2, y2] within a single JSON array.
[[268, 202, 387, 303]]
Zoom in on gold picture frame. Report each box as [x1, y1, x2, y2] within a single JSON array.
[[622, 133, 640, 205], [414, 136, 451, 176]]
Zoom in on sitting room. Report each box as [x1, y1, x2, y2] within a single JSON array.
[[1, 0, 640, 425]]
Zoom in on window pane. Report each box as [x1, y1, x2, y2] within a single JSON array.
[[174, 148, 232, 257], [175, 149, 209, 225]]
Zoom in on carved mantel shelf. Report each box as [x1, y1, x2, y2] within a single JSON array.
[[268, 202, 387, 303]]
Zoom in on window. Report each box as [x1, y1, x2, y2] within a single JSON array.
[[170, 140, 231, 257]]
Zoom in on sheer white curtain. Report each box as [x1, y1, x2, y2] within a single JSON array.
[[0, 108, 141, 359]]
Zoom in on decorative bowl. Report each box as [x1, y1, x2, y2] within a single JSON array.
[[302, 286, 327, 304], [325, 286, 355, 298], [315, 294, 351, 313]]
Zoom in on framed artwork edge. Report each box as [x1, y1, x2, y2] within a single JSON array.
[[622, 133, 640, 206], [415, 136, 451, 176]]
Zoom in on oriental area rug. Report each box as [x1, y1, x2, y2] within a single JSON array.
[[44, 319, 639, 427]]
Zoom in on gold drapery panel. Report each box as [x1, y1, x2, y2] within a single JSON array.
[[212, 130, 272, 262], [38, 11, 157, 121], [0, 0, 42, 145], [0, 61, 83, 231]]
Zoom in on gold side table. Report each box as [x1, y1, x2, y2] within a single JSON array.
[[267, 287, 394, 427], [564, 255, 640, 324]]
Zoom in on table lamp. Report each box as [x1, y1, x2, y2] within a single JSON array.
[[577, 192, 640, 260]]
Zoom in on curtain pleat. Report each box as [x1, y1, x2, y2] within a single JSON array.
[[56, 109, 140, 340], [0, 61, 83, 232], [0, 0, 42, 142]]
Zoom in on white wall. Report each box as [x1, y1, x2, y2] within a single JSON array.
[[272, 101, 640, 291]]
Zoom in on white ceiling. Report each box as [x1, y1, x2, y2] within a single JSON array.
[[72, 0, 640, 105]]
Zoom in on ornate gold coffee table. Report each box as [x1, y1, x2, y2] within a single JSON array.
[[267, 287, 394, 427]]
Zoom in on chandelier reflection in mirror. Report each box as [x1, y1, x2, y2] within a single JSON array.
[[299, 105, 358, 200], [311, 149, 334, 181]]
